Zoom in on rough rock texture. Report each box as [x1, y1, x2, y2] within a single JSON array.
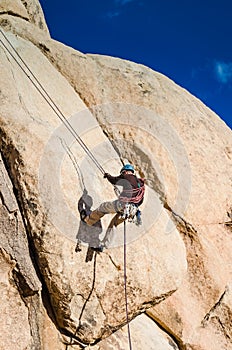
[[0, 0, 29, 20], [91, 314, 179, 350], [0, 248, 31, 350], [0, 1, 232, 349], [0, 29, 186, 347], [0, 0, 49, 32], [0, 153, 41, 294], [0, 152, 67, 349]]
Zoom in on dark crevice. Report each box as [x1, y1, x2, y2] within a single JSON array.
[[217, 317, 232, 340], [225, 210, 232, 231], [61, 329, 90, 349], [202, 287, 231, 341], [0, 11, 29, 21], [164, 201, 197, 233], [202, 290, 227, 325], [146, 311, 185, 350], [12, 267, 37, 297], [142, 289, 177, 310], [38, 42, 50, 53], [164, 201, 197, 242]]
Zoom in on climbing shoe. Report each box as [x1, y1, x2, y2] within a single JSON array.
[[75, 243, 82, 252], [91, 243, 105, 253], [80, 209, 87, 221]]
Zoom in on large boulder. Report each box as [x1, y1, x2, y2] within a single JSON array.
[[0, 0, 232, 349], [36, 37, 232, 350], [0, 29, 186, 346]]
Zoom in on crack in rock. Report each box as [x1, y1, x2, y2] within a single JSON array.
[[0, 11, 29, 21], [164, 201, 197, 241], [202, 287, 228, 324]]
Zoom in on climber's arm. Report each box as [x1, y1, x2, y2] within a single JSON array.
[[103, 173, 122, 185]]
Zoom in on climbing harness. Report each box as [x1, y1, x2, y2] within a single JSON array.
[[119, 184, 145, 205], [114, 179, 145, 225], [0, 29, 135, 350]]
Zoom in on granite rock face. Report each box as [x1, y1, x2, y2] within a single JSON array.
[[0, 0, 49, 32], [0, 1, 232, 349]]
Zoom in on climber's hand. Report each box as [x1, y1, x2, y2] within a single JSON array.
[[104, 173, 110, 179]]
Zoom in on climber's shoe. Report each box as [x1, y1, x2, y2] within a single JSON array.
[[80, 209, 87, 222], [91, 243, 105, 253], [75, 243, 82, 252]]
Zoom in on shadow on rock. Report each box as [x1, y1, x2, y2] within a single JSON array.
[[75, 189, 103, 261]]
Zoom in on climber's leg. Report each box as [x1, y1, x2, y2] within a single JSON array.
[[84, 200, 118, 226]]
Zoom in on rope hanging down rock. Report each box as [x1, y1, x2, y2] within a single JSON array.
[[0, 28, 105, 175], [0, 29, 133, 350], [123, 220, 133, 350]]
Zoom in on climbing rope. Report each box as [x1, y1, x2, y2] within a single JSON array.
[[60, 137, 86, 192], [123, 220, 133, 350], [0, 29, 105, 175], [0, 28, 133, 349]]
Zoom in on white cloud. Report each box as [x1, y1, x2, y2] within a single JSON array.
[[214, 61, 232, 84]]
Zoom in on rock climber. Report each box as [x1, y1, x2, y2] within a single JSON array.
[[80, 164, 145, 232]]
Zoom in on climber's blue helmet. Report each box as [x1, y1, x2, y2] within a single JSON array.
[[120, 164, 134, 174]]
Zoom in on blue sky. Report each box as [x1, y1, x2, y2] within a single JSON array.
[[40, 0, 232, 129]]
